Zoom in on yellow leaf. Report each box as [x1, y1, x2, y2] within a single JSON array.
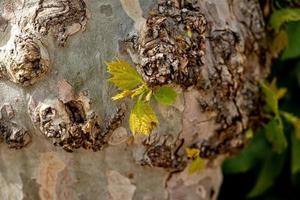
[[260, 82, 279, 114], [187, 27, 193, 38], [188, 156, 205, 175], [271, 30, 288, 57], [111, 90, 132, 101], [130, 85, 148, 99], [270, 78, 287, 100], [107, 60, 143, 90], [185, 148, 200, 159], [145, 90, 152, 102], [129, 99, 158, 135], [245, 129, 254, 139]]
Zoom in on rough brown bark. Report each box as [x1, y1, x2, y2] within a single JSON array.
[[0, 0, 268, 199]]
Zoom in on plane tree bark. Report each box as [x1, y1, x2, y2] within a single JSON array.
[[0, 0, 269, 199]]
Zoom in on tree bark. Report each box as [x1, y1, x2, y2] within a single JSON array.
[[0, 0, 268, 200]]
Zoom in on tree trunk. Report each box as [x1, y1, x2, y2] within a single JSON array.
[[0, 0, 268, 200]]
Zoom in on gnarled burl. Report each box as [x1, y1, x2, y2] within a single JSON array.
[[0, 0, 88, 86]]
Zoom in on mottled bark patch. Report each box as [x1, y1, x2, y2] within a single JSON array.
[[100, 4, 113, 17], [20, 173, 41, 200], [107, 170, 136, 200], [37, 152, 65, 200]]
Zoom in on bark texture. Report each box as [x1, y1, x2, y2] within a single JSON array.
[[0, 0, 268, 200]]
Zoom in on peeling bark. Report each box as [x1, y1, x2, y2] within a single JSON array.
[[0, 0, 269, 199]]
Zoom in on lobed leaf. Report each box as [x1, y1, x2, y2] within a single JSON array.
[[129, 99, 158, 135], [107, 60, 143, 90]]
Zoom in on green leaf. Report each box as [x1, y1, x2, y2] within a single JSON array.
[[154, 86, 177, 106], [247, 152, 286, 198], [260, 82, 279, 114], [107, 60, 143, 90], [264, 116, 287, 153], [291, 133, 300, 175], [188, 156, 205, 175], [281, 111, 300, 139], [270, 8, 300, 32], [282, 21, 300, 60], [223, 130, 270, 175], [260, 82, 287, 153], [129, 99, 159, 135]]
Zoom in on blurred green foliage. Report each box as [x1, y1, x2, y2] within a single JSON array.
[[219, 1, 300, 199]]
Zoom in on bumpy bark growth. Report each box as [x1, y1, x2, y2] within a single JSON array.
[[123, 0, 268, 160], [29, 81, 125, 152], [0, 0, 88, 85]]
